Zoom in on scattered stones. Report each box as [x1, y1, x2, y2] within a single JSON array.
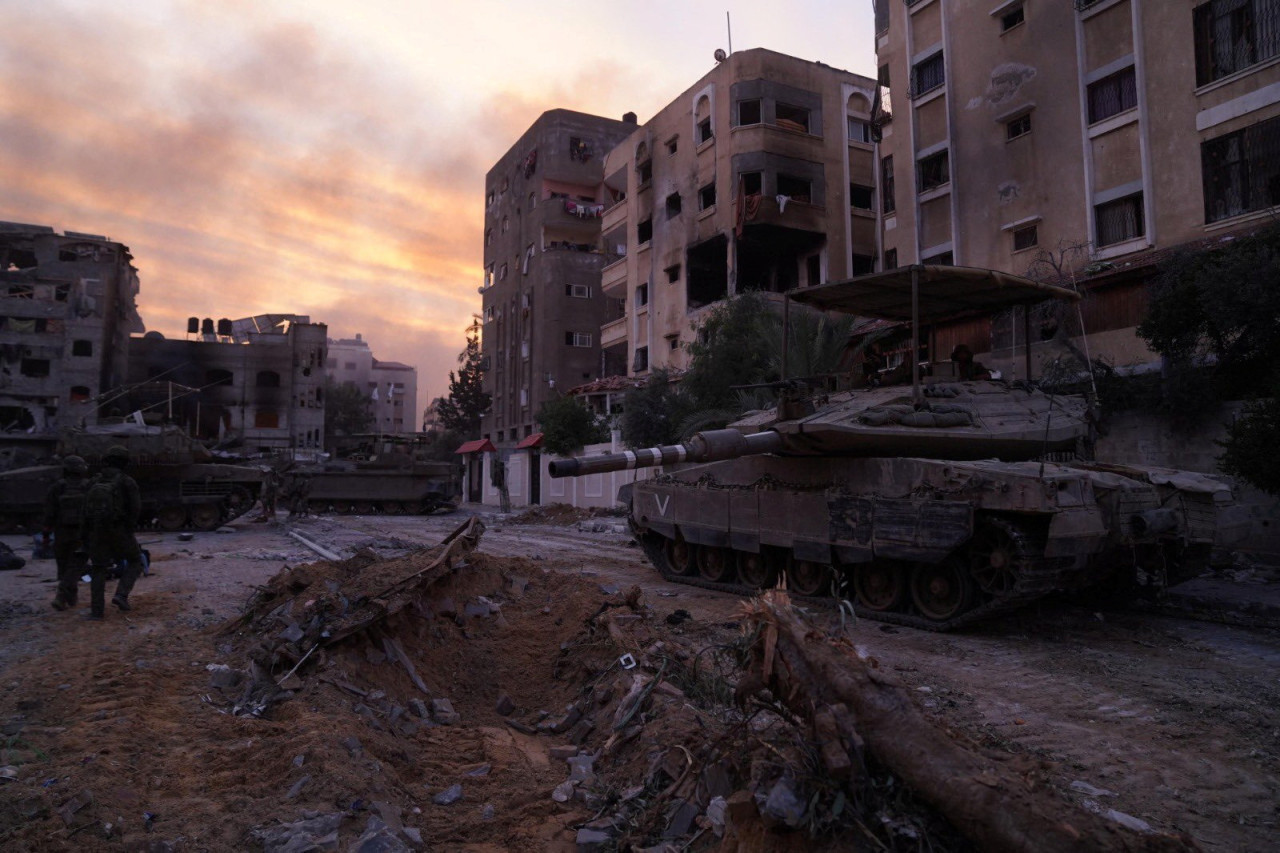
[[429, 698, 459, 726], [567, 754, 596, 784], [56, 788, 93, 824], [759, 778, 805, 828], [549, 745, 578, 761], [1070, 780, 1118, 798], [349, 815, 409, 853], [0, 765, 18, 782], [285, 774, 311, 799], [551, 780, 576, 803], [494, 693, 515, 716], [662, 799, 700, 838], [249, 812, 344, 853], [576, 827, 613, 850], [664, 609, 691, 626], [206, 664, 243, 690], [1102, 809, 1153, 833], [402, 827, 423, 846], [706, 796, 727, 837], [340, 736, 364, 756], [507, 576, 529, 596], [540, 705, 582, 735], [293, 754, 306, 767], [278, 623, 305, 644], [436, 597, 458, 619], [431, 784, 463, 806], [409, 699, 429, 719], [462, 762, 491, 777]]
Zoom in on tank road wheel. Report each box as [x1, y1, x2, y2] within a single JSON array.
[[852, 562, 907, 612], [664, 537, 697, 576], [334, 502, 354, 515], [787, 558, 832, 596], [383, 502, 404, 515], [156, 505, 187, 531], [737, 550, 779, 590], [969, 518, 1027, 595], [910, 558, 975, 623], [696, 546, 735, 583], [308, 500, 329, 514], [353, 502, 376, 515], [224, 486, 253, 520], [189, 503, 223, 531]]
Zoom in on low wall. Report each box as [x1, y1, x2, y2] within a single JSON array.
[[1094, 403, 1279, 556]]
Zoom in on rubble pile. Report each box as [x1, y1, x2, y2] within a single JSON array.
[[506, 503, 624, 526]]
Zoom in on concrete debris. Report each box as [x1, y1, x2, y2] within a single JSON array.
[[551, 780, 576, 803], [431, 784, 463, 806], [429, 698, 459, 725], [349, 816, 409, 853], [56, 788, 93, 824], [408, 699, 429, 719], [402, 827, 422, 846], [206, 663, 244, 690], [0, 765, 19, 782], [286, 774, 311, 799], [494, 693, 515, 716], [663, 798, 700, 838], [706, 796, 727, 837], [340, 736, 363, 756], [575, 826, 613, 850], [566, 753, 596, 784], [1070, 780, 1118, 798], [249, 812, 343, 853], [1103, 809, 1153, 833], [462, 762, 491, 777], [759, 777, 806, 828], [549, 745, 578, 761]]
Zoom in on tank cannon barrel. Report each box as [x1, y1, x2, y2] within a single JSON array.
[[548, 429, 784, 478]]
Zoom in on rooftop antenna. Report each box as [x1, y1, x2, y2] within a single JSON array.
[[726, 11, 733, 55]]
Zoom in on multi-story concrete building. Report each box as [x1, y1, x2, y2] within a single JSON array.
[[126, 314, 327, 454], [480, 109, 637, 446], [326, 333, 418, 435], [872, 0, 1280, 376], [597, 48, 880, 378], [0, 222, 143, 441]]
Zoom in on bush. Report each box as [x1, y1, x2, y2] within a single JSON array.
[[537, 396, 609, 455]]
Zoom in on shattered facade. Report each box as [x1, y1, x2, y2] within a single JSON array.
[[480, 109, 637, 445], [0, 222, 143, 440], [125, 315, 327, 454], [327, 333, 419, 435], [872, 0, 1280, 377], [598, 48, 879, 378]]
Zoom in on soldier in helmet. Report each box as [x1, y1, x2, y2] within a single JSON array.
[[82, 445, 145, 619], [43, 455, 91, 610]]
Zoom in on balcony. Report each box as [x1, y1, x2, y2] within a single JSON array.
[[601, 256, 628, 294], [602, 198, 628, 232], [600, 316, 628, 348]]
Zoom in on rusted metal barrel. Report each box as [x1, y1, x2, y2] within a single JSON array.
[[548, 429, 784, 478]]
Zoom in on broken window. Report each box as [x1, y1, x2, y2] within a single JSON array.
[[528, 192, 536, 209], [1006, 113, 1032, 140], [881, 157, 896, 213], [569, 137, 593, 161], [566, 284, 591, 298], [633, 346, 649, 372], [686, 234, 729, 309], [71, 340, 92, 357], [565, 332, 592, 347], [776, 174, 811, 203], [923, 251, 954, 265], [738, 99, 762, 126], [775, 103, 811, 134], [70, 386, 91, 402], [665, 264, 681, 283], [1194, 0, 1280, 85], [884, 248, 898, 269], [918, 150, 950, 192], [637, 159, 653, 185], [1012, 225, 1039, 251], [500, 263, 509, 280], [206, 368, 233, 387], [636, 283, 649, 307], [20, 358, 51, 377], [1087, 66, 1137, 123], [912, 52, 945, 97], [7, 284, 34, 299], [637, 218, 653, 245], [1001, 5, 1025, 31], [850, 184, 874, 211], [1095, 193, 1145, 246], [4, 248, 36, 270], [254, 409, 280, 429], [666, 137, 679, 155], [851, 254, 876, 275], [697, 117, 713, 144], [54, 284, 70, 302], [741, 171, 763, 195], [806, 255, 822, 287], [666, 193, 682, 219], [1201, 113, 1280, 222], [699, 183, 717, 210], [256, 370, 281, 388]]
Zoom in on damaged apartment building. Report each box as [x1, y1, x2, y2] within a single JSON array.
[[479, 109, 638, 446], [0, 222, 143, 443], [599, 48, 880, 378], [872, 0, 1280, 377], [125, 314, 327, 454]]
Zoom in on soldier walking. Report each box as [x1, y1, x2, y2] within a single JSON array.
[[257, 467, 281, 522], [43, 455, 91, 610], [82, 445, 146, 619]]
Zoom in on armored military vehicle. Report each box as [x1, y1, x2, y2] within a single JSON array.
[[285, 459, 459, 515], [0, 424, 263, 532], [550, 266, 1234, 630]]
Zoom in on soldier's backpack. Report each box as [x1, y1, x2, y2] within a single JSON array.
[[57, 481, 88, 526], [83, 474, 124, 525]]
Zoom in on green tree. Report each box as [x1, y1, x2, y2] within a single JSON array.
[[621, 369, 692, 448], [1219, 397, 1280, 495], [436, 321, 491, 435], [680, 291, 781, 411], [537, 395, 609, 455], [324, 379, 373, 436]]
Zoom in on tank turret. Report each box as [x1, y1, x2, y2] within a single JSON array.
[[550, 266, 1233, 630]]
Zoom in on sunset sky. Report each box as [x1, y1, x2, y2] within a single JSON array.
[[1, 0, 876, 417]]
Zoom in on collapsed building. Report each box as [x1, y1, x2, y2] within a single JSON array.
[[125, 315, 327, 455], [0, 222, 143, 444]]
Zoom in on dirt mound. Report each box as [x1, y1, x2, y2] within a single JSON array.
[[507, 503, 622, 526]]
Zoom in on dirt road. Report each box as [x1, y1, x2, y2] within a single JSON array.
[[0, 509, 1276, 850]]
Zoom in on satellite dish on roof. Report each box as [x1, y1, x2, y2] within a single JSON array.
[[714, 48, 727, 62]]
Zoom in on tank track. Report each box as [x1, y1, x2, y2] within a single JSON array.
[[636, 519, 1074, 632]]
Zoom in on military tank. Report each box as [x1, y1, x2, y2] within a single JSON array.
[[0, 424, 263, 532], [285, 459, 460, 515], [549, 266, 1235, 631]]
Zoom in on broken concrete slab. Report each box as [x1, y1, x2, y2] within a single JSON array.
[[575, 827, 613, 850], [249, 812, 344, 853], [429, 698, 459, 725], [56, 788, 93, 824], [549, 745, 578, 761], [431, 784, 463, 806], [286, 774, 311, 800]]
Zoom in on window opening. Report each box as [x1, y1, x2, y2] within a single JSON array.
[[565, 332, 593, 347], [1087, 66, 1137, 123], [850, 184, 874, 211], [738, 99, 762, 126], [1001, 5, 1025, 31], [848, 117, 872, 143], [71, 339, 93, 357], [741, 171, 763, 195], [637, 218, 653, 244], [699, 183, 717, 210], [698, 116, 713, 144], [1194, 0, 1280, 86], [912, 52, 945, 97], [1006, 113, 1032, 139], [776, 174, 811, 203], [881, 157, 896, 213], [1012, 224, 1039, 251], [1095, 193, 1145, 246], [666, 192, 682, 218], [918, 150, 950, 192], [633, 346, 649, 372], [1201, 114, 1280, 222], [775, 103, 810, 133]]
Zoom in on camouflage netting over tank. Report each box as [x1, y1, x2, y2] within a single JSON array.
[[57, 424, 212, 464]]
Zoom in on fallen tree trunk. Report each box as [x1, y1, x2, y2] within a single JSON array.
[[739, 591, 1198, 853]]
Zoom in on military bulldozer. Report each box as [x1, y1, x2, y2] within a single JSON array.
[[0, 424, 263, 532], [550, 266, 1235, 631]]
